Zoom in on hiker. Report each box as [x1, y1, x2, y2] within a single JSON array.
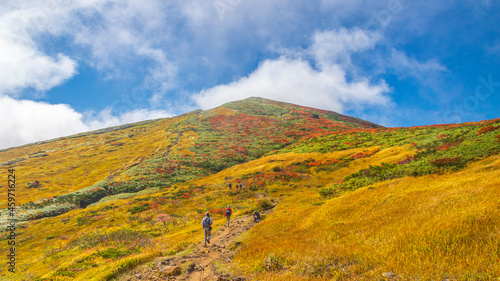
[[225, 205, 232, 227], [253, 211, 261, 223], [229, 182, 232, 189], [202, 211, 213, 246], [239, 183, 242, 190]]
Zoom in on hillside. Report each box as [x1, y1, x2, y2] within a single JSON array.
[[0, 97, 378, 208], [1, 97, 500, 280]]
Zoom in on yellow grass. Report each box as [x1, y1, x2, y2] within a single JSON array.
[[230, 153, 500, 279], [190, 146, 412, 189], [0, 117, 186, 205], [3, 135, 499, 280]]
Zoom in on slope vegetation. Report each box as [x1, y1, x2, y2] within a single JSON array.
[[1, 98, 499, 280]]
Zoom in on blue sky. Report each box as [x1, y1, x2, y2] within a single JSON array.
[[1, 0, 499, 149]]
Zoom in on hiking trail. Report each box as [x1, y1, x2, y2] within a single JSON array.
[[163, 124, 183, 157], [116, 210, 272, 281]]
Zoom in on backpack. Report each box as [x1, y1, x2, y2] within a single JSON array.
[[226, 208, 231, 216], [202, 217, 211, 228]]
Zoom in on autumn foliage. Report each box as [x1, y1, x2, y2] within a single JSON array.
[[0, 98, 499, 280]]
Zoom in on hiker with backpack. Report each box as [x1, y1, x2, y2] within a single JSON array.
[[253, 211, 261, 223], [202, 211, 213, 246], [225, 205, 232, 227]]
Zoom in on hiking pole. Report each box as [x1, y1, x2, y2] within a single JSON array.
[[200, 263, 204, 281], [236, 218, 250, 237]]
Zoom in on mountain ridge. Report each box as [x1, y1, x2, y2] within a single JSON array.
[[0, 96, 382, 152]]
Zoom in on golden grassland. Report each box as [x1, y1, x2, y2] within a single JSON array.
[[0, 147, 380, 279], [0, 117, 185, 205], [1, 111, 499, 280], [189, 146, 412, 189], [1, 146, 426, 280], [6, 184, 245, 280], [230, 154, 500, 280]]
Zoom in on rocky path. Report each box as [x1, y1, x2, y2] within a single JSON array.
[[116, 212, 267, 281]]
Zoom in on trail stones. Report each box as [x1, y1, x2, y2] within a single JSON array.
[[160, 266, 181, 276], [382, 272, 396, 278], [218, 276, 245, 281], [185, 261, 196, 273], [229, 241, 242, 251], [25, 181, 41, 188]]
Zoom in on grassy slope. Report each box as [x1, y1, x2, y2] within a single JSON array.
[[1, 98, 499, 280], [231, 155, 500, 280], [227, 120, 500, 280], [0, 117, 178, 205], [0, 98, 382, 280], [0, 97, 377, 208]]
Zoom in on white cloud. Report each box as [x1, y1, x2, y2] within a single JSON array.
[[0, 5, 78, 95], [0, 96, 87, 149], [0, 95, 173, 149], [0, 0, 179, 149], [0, 0, 178, 97], [83, 107, 174, 130], [193, 28, 391, 113], [386, 49, 451, 101], [311, 28, 381, 68], [389, 49, 447, 77]]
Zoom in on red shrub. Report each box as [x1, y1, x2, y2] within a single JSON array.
[[430, 157, 463, 167], [398, 155, 416, 165], [149, 201, 160, 211], [209, 208, 225, 216], [478, 125, 499, 135]]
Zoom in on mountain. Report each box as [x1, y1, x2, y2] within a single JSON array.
[[1, 97, 499, 280], [0, 97, 379, 209]]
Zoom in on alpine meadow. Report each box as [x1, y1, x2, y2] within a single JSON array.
[[1, 97, 500, 280]]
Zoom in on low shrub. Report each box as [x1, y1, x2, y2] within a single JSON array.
[[319, 185, 344, 198], [478, 125, 499, 135], [97, 247, 131, 259], [129, 203, 150, 214], [257, 199, 274, 211], [76, 216, 88, 226], [430, 157, 466, 169]]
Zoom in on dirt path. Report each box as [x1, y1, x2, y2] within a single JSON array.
[[163, 124, 183, 157], [116, 212, 267, 281], [187, 217, 250, 281]]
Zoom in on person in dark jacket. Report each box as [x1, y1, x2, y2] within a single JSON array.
[[253, 211, 261, 222], [201, 212, 213, 246]]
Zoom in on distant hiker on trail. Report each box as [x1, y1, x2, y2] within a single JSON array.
[[253, 211, 261, 223], [202, 212, 213, 246], [225, 205, 232, 227], [229, 182, 232, 189], [239, 183, 242, 190]]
